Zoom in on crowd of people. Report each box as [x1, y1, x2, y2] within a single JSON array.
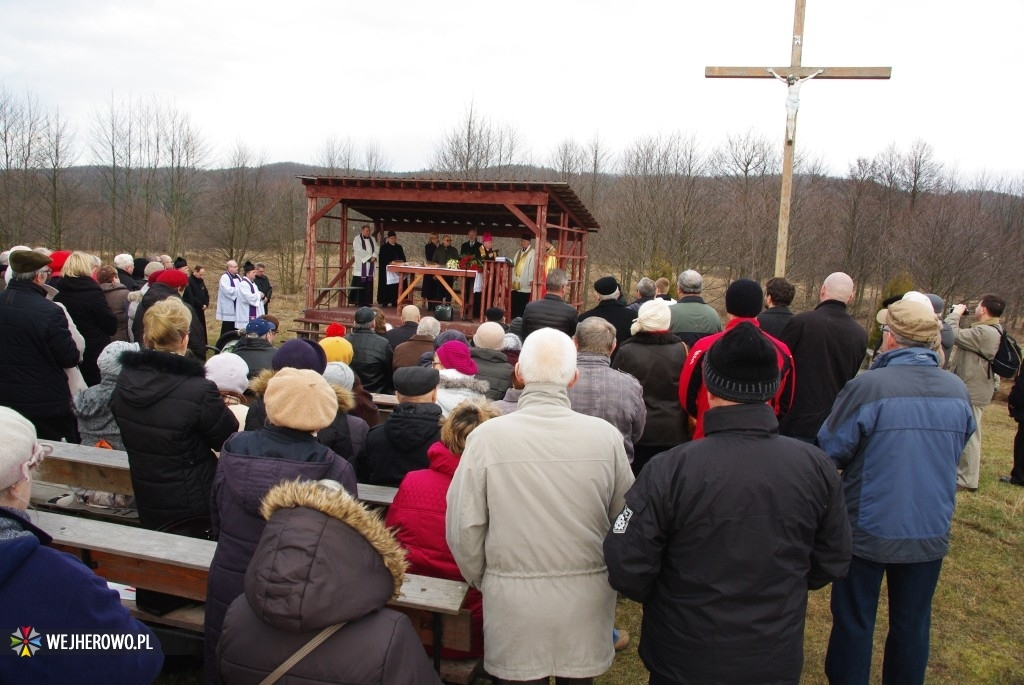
[[0, 240, 1018, 685]]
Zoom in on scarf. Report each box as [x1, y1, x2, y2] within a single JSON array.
[[360, 235, 376, 281]]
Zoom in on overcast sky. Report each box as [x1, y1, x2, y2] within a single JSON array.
[[2, 0, 1020, 180]]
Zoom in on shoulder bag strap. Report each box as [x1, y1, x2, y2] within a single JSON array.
[[258, 622, 346, 685]]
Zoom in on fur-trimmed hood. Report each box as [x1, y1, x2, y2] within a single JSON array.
[[437, 369, 489, 395], [249, 367, 355, 412], [244, 479, 407, 632]]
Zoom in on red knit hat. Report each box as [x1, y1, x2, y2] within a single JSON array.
[[325, 322, 347, 338], [154, 269, 188, 289], [436, 340, 478, 376]]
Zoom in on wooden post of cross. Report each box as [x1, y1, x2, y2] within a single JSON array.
[[706, 0, 891, 276]]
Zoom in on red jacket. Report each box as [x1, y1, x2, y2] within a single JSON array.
[[678, 317, 795, 439], [385, 442, 483, 658]]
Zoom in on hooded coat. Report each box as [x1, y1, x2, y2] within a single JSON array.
[[111, 348, 239, 529], [217, 481, 441, 685], [0, 507, 164, 685], [204, 427, 358, 684], [53, 275, 117, 387], [611, 331, 688, 447], [357, 402, 442, 486], [385, 441, 484, 658]]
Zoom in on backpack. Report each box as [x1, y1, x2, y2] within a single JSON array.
[[980, 325, 1023, 379]]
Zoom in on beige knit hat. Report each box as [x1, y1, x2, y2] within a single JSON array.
[[264, 368, 338, 432]]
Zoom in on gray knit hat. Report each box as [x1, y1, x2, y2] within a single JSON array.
[[702, 322, 779, 403]]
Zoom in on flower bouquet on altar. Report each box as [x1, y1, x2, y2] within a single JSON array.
[[445, 258, 460, 270], [458, 254, 483, 272]]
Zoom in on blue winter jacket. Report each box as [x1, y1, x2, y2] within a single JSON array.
[[817, 347, 975, 563], [0, 507, 163, 685]]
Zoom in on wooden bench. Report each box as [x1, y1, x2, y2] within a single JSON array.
[[37, 441, 398, 509], [34, 511, 473, 670]]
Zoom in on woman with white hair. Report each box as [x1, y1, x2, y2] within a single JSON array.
[[0, 407, 164, 684], [612, 298, 690, 475]]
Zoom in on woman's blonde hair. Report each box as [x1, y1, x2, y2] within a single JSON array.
[[440, 399, 501, 456], [61, 251, 96, 278], [143, 298, 191, 352]]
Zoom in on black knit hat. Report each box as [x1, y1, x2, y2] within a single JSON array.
[[703, 322, 779, 403], [594, 276, 620, 296], [725, 278, 764, 318], [173, 256, 188, 270]]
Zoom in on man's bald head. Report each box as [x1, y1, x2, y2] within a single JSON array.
[[821, 272, 855, 305]]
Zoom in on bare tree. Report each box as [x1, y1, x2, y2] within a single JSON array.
[[161, 105, 208, 256], [206, 142, 269, 262], [0, 85, 43, 247], [316, 135, 355, 175], [363, 139, 392, 177], [430, 102, 528, 180], [38, 107, 81, 249], [900, 139, 942, 210]]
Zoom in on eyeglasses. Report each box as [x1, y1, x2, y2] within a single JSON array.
[[880, 325, 891, 334], [431, 361, 443, 369], [40, 268, 52, 275]]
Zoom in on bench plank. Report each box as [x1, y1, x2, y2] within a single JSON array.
[[34, 511, 469, 650], [37, 441, 395, 508]]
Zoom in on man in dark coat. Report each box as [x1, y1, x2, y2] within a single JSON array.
[[183, 264, 210, 348], [778, 272, 867, 443], [0, 250, 82, 441], [470, 322, 514, 401], [522, 268, 579, 339], [385, 305, 421, 350], [578, 276, 637, 350], [232, 317, 278, 378], [756, 276, 796, 338], [377, 231, 407, 307], [347, 307, 393, 394], [253, 262, 272, 313], [113, 253, 142, 291], [356, 367, 441, 486], [605, 322, 851, 685]]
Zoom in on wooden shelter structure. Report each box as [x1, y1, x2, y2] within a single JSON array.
[[299, 177, 600, 325]]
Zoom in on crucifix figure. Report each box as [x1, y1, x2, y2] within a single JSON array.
[[768, 67, 823, 144], [706, 0, 891, 276]]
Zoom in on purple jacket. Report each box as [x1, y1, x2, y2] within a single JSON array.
[[203, 427, 357, 684]]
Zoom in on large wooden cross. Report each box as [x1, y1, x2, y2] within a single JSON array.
[[706, 0, 891, 276]]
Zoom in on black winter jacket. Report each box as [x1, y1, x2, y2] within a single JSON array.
[[182, 273, 209, 311], [54, 275, 117, 386], [111, 349, 239, 530], [0, 279, 81, 419], [604, 403, 851, 685], [232, 336, 276, 378], [521, 293, 578, 339], [777, 300, 868, 439], [611, 332, 689, 446], [204, 428, 357, 685], [471, 347, 513, 401], [579, 299, 637, 348], [357, 402, 442, 486], [347, 328, 393, 393]]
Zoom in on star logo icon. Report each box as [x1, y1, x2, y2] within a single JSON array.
[[10, 627, 42, 657]]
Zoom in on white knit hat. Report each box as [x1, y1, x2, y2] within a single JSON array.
[[631, 298, 672, 336], [206, 353, 251, 395], [0, 407, 43, 491], [97, 341, 139, 380]]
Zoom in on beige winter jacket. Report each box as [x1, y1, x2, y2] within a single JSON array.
[[945, 313, 1001, 406], [445, 382, 634, 681]]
